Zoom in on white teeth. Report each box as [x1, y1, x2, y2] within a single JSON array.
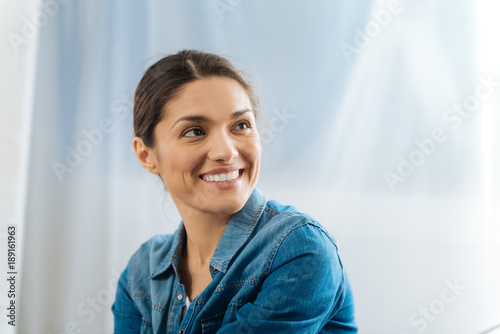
[[203, 170, 240, 183]]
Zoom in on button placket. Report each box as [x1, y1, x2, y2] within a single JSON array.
[[178, 286, 185, 334]]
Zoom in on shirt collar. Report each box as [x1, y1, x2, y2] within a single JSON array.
[[151, 187, 266, 278], [150, 223, 186, 279], [210, 187, 266, 273]]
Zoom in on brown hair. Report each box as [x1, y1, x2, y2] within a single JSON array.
[[133, 49, 259, 147]]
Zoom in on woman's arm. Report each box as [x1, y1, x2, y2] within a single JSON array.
[[217, 222, 357, 333], [112, 253, 143, 333]]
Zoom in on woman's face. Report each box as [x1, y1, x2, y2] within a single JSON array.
[[146, 76, 261, 218]]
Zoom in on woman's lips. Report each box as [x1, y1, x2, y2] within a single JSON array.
[[200, 169, 244, 190]]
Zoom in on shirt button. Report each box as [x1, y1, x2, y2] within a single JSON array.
[[177, 293, 183, 301], [179, 330, 185, 334], [211, 266, 218, 274]]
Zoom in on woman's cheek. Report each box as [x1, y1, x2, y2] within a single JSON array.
[[240, 136, 261, 172], [251, 133, 262, 158]]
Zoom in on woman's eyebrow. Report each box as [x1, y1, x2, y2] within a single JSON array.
[[230, 109, 253, 119], [171, 109, 253, 130], [171, 115, 211, 129]]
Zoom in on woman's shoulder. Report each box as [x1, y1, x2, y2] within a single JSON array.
[[121, 232, 179, 282], [136, 233, 176, 260], [250, 197, 347, 287], [261, 198, 338, 247], [246, 197, 343, 274]]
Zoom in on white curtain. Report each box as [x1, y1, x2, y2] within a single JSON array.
[[1, 0, 499, 333]]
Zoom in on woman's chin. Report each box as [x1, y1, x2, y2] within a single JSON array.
[[204, 199, 246, 216]]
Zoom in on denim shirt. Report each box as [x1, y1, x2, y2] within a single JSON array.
[[112, 187, 357, 333]]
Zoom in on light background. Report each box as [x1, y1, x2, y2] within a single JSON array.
[[1, 0, 499, 333]]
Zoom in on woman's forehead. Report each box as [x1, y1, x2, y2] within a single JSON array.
[[164, 77, 253, 121]]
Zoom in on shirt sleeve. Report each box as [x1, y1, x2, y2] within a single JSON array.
[[111, 251, 143, 333], [216, 221, 357, 333]]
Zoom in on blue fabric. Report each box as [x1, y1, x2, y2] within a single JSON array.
[[112, 187, 357, 333]]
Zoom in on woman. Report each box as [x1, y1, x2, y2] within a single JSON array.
[[112, 50, 357, 333]]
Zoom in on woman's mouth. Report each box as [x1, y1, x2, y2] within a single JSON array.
[[201, 169, 240, 183], [199, 169, 244, 188]]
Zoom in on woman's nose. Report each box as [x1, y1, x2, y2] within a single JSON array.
[[207, 130, 238, 163]]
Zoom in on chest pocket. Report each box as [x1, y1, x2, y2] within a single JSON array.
[[200, 304, 243, 333], [140, 317, 154, 334], [201, 310, 225, 334]]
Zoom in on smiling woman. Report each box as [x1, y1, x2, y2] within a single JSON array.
[[112, 50, 357, 333]]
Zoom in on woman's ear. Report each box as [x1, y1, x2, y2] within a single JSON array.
[[133, 137, 160, 175]]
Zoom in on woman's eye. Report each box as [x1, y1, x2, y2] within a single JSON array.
[[183, 128, 205, 137], [234, 120, 251, 131]]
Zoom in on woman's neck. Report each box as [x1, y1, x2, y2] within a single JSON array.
[[176, 204, 230, 300], [176, 203, 230, 267]]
